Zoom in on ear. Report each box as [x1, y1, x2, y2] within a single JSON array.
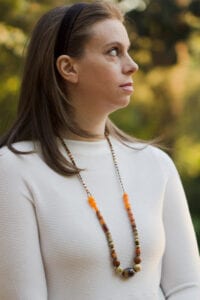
[[56, 55, 78, 83]]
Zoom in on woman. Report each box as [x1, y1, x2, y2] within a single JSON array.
[[0, 1, 199, 299]]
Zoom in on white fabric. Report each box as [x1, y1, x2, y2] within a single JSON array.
[[0, 137, 200, 300]]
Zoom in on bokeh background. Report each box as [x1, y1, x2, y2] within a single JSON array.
[[0, 0, 200, 247]]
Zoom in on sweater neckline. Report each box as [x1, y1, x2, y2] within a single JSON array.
[[62, 136, 120, 156]]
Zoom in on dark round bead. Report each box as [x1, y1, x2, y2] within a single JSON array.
[[122, 268, 135, 278], [135, 240, 140, 246], [109, 242, 114, 249], [134, 256, 141, 264], [113, 259, 120, 267], [102, 224, 109, 232]]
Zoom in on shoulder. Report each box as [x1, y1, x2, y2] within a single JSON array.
[[0, 141, 40, 170], [137, 143, 179, 180], [0, 141, 44, 194], [115, 138, 177, 177], [144, 144, 174, 165], [0, 140, 36, 154]]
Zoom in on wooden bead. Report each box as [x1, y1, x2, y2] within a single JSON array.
[[96, 210, 101, 217], [134, 256, 141, 264], [99, 219, 104, 225], [102, 224, 108, 232], [109, 244, 114, 250], [109, 245, 114, 250], [122, 268, 135, 278], [107, 235, 112, 243], [134, 264, 141, 272], [135, 239, 140, 246], [115, 266, 123, 275], [108, 240, 113, 245], [136, 247, 141, 255], [111, 250, 117, 259], [113, 259, 120, 267]]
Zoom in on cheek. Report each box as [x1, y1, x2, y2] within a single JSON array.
[[97, 62, 120, 80], [80, 61, 120, 87]]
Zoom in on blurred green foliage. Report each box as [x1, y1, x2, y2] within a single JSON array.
[[0, 0, 200, 246]]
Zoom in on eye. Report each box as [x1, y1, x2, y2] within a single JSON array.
[[108, 47, 120, 57]]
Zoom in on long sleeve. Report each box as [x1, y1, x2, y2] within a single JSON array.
[[160, 157, 200, 299], [0, 150, 48, 299], [1, 139, 199, 300]]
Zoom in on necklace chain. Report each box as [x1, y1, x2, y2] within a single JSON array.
[[105, 133, 125, 194], [59, 134, 142, 279]]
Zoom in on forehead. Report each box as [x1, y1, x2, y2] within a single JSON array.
[[85, 19, 130, 50]]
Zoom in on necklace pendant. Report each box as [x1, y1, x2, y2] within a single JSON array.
[[122, 267, 135, 278]]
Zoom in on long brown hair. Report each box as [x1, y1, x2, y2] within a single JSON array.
[[0, 1, 150, 176]]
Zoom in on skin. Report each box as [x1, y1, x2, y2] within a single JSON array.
[[56, 19, 138, 140]]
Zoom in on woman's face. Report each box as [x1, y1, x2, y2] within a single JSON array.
[[71, 18, 138, 116]]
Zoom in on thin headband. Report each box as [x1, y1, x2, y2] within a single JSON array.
[[55, 3, 87, 58]]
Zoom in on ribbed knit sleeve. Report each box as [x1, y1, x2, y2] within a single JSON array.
[[0, 149, 48, 300], [160, 154, 200, 299]]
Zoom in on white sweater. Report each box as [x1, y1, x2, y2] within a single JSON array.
[[0, 137, 200, 300]]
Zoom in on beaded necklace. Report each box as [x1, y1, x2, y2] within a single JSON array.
[[59, 134, 142, 279]]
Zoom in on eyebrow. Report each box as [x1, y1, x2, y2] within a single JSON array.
[[103, 41, 131, 50]]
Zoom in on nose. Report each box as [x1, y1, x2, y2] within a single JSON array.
[[123, 54, 139, 75]]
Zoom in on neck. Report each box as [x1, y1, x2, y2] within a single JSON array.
[[62, 114, 108, 141]]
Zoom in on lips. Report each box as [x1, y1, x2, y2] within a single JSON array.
[[119, 82, 133, 87], [119, 82, 134, 93]]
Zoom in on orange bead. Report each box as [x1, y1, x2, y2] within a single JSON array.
[[123, 193, 129, 201], [124, 198, 128, 203], [125, 202, 131, 209], [88, 196, 98, 211], [111, 250, 117, 259], [123, 193, 131, 209], [124, 199, 130, 208]]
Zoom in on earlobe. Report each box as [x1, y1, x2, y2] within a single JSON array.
[[56, 55, 78, 83]]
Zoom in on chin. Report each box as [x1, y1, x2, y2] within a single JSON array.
[[109, 97, 131, 113], [117, 96, 131, 108]]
